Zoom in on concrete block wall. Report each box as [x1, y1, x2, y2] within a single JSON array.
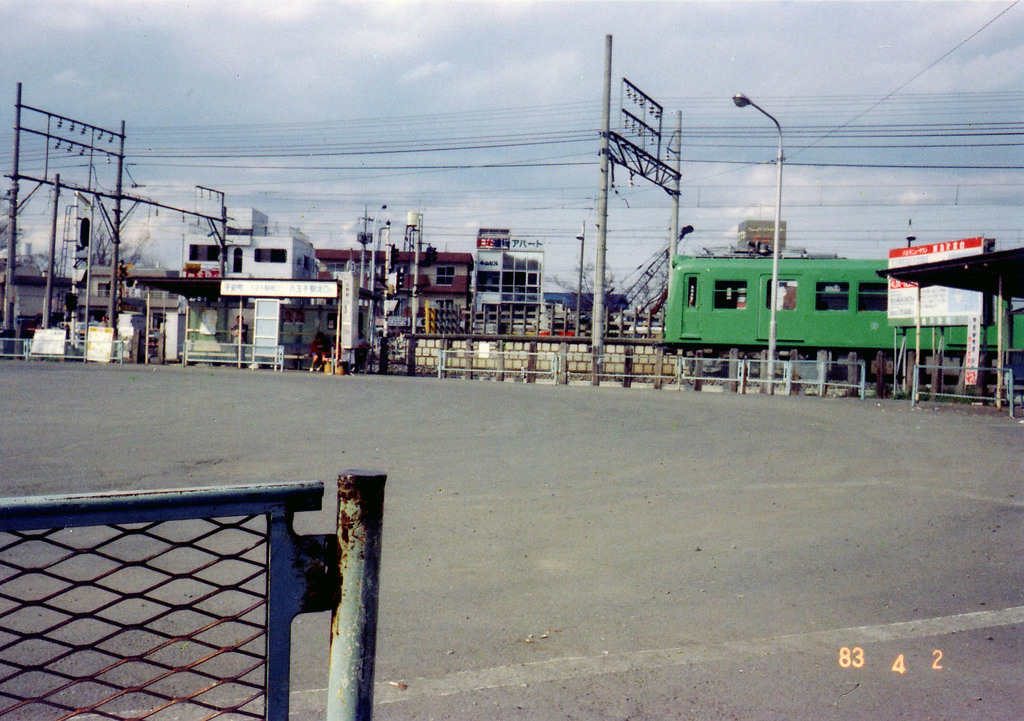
[[406, 336, 679, 383]]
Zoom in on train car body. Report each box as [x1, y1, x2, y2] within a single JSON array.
[[664, 254, 1021, 355]]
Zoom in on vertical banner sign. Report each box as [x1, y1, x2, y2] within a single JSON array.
[[341, 271, 359, 350], [964, 314, 982, 385]]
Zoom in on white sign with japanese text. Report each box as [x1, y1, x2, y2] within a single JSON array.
[[887, 238, 985, 327], [220, 279, 338, 298]]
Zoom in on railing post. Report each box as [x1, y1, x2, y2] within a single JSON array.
[[327, 471, 387, 721]]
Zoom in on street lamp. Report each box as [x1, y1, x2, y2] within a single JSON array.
[[733, 93, 783, 389]]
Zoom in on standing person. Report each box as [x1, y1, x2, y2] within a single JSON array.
[[309, 331, 328, 372]]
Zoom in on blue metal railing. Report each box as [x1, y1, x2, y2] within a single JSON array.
[[912, 364, 1016, 418], [0, 472, 385, 721]]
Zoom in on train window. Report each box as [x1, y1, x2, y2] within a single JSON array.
[[815, 282, 849, 311], [687, 277, 698, 307], [765, 280, 798, 310], [713, 281, 747, 309], [857, 282, 888, 312]]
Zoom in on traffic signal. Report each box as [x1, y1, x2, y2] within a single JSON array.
[[423, 245, 438, 266], [75, 193, 91, 251], [388, 244, 399, 268]]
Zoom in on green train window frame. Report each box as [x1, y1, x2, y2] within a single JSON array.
[[815, 282, 850, 311], [713, 280, 748, 310], [765, 280, 799, 310], [857, 282, 888, 312]]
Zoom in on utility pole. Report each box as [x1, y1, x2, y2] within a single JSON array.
[[196, 186, 228, 277], [576, 222, 585, 336], [590, 37, 680, 380], [408, 212, 422, 334], [106, 120, 125, 328], [4, 83, 22, 332], [42, 174, 60, 328], [593, 34, 613, 381], [668, 113, 682, 258]]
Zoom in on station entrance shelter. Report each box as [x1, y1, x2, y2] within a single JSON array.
[[879, 245, 1024, 403], [136, 274, 363, 371]]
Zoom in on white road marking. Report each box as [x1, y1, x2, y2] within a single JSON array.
[[362, 604, 1024, 704]]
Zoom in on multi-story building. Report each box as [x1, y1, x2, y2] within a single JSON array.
[[316, 247, 474, 333], [182, 208, 317, 280], [472, 229, 545, 335]]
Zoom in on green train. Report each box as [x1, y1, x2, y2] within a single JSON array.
[[663, 253, 1022, 356]]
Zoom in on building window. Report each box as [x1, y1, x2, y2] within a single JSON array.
[[188, 244, 220, 262], [857, 282, 888, 312], [436, 266, 455, 285], [233, 248, 243, 273], [815, 282, 849, 311], [255, 248, 287, 263], [477, 270, 500, 292], [713, 280, 747, 309]]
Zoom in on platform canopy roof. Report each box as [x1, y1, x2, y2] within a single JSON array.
[[877, 247, 1024, 299], [132, 276, 375, 302]]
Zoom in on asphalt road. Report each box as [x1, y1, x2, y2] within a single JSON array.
[[1, 362, 1022, 720]]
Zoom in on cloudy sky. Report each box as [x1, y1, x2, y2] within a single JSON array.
[[3, 0, 1023, 285]]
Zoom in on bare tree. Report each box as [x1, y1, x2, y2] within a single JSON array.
[[551, 261, 618, 313], [89, 222, 155, 268]]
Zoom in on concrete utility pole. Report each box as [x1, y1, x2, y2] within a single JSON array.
[[668, 113, 682, 259], [4, 83, 22, 332], [592, 33, 613, 378], [408, 212, 422, 334], [106, 120, 125, 328], [43, 174, 60, 328]]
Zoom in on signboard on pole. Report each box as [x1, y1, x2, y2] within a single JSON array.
[[340, 271, 358, 350], [887, 238, 985, 327], [86, 326, 115, 363], [30, 328, 66, 357]]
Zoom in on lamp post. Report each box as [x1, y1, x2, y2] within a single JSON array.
[[733, 93, 783, 388]]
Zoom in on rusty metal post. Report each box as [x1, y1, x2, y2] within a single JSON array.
[[327, 471, 387, 721]]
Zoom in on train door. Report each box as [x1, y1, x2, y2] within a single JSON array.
[[758, 275, 804, 343], [678, 274, 702, 338]]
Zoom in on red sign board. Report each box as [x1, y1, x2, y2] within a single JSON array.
[[183, 268, 221, 278]]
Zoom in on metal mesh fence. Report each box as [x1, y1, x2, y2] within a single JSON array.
[[0, 515, 270, 721]]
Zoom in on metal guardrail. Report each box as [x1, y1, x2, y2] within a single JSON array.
[[0, 338, 30, 360], [0, 338, 126, 364], [739, 358, 865, 398], [676, 356, 741, 390], [912, 364, 1016, 418], [0, 472, 386, 721], [183, 341, 284, 371], [437, 348, 559, 383], [788, 359, 866, 399]]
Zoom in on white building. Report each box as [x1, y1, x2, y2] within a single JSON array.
[[182, 208, 317, 280]]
